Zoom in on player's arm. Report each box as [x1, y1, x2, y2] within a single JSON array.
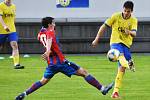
[[92, 13, 116, 47], [0, 15, 10, 32], [92, 24, 107, 47], [125, 18, 138, 37], [125, 29, 136, 37], [41, 37, 52, 61]]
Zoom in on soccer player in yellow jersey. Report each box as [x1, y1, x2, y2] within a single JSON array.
[[0, 0, 24, 69], [92, 1, 137, 98]]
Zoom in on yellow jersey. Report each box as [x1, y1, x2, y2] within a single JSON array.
[[0, 2, 16, 34], [105, 12, 138, 48]]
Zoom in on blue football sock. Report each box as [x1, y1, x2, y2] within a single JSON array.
[[84, 74, 102, 90], [26, 81, 43, 95]]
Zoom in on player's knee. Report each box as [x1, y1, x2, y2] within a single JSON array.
[[119, 55, 129, 68], [77, 68, 88, 77], [40, 78, 50, 85], [10, 41, 18, 49], [82, 68, 88, 76], [119, 66, 126, 72]]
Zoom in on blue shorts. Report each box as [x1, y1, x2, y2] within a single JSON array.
[[44, 60, 80, 79], [0, 32, 18, 44], [110, 43, 132, 67]]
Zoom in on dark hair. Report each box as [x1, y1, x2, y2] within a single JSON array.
[[42, 17, 54, 28], [123, 1, 134, 11]]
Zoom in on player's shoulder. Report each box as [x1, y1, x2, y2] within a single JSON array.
[[38, 31, 46, 35], [111, 12, 121, 17], [11, 3, 16, 7], [38, 28, 55, 37], [109, 12, 122, 20], [131, 15, 138, 21], [0, 2, 4, 5], [37, 31, 46, 41], [0, 2, 4, 7]]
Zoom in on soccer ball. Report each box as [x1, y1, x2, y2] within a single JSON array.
[[59, 0, 70, 7], [107, 49, 120, 62]]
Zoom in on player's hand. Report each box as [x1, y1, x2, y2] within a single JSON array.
[[4, 26, 10, 32], [41, 51, 51, 61], [124, 29, 130, 35], [92, 39, 99, 47]]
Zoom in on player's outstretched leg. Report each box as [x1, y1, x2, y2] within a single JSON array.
[[15, 78, 50, 100], [15, 93, 25, 100], [84, 74, 114, 95], [101, 82, 114, 95], [76, 68, 114, 95]]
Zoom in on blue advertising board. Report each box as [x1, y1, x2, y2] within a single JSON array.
[[56, 0, 89, 8]]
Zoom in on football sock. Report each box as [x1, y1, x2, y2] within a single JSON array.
[[118, 55, 129, 68], [84, 74, 103, 90], [13, 55, 19, 66], [113, 70, 124, 93], [25, 81, 43, 95]]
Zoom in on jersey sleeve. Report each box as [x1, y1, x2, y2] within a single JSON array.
[[105, 13, 116, 27], [37, 32, 42, 40], [0, 5, 3, 15], [37, 32, 47, 47], [14, 5, 16, 16], [131, 18, 138, 31]]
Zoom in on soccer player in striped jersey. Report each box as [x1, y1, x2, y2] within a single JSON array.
[[92, 1, 137, 98], [15, 17, 114, 100], [0, 0, 24, 69]]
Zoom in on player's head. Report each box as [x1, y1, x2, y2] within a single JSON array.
[[123, 1, 134, 19], [4, 0, 12, 5], [42, 17, 55, 29]]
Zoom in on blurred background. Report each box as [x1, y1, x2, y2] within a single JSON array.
[[0, 0, 150, 54]]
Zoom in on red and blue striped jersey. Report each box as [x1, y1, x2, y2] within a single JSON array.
[[38, 28, 65, 65]]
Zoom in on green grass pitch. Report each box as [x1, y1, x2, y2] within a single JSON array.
[[0, 54, 150, 100]]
